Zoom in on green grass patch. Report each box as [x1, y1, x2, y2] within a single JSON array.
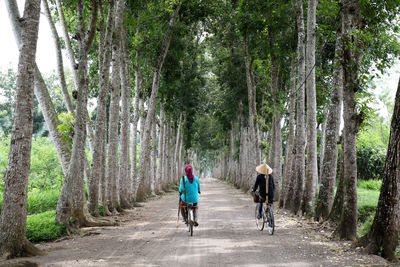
[[27, 189, 60, 215], [26, 210, 66, 242], [357, 179, 382, 190], [358, 187, 380, 222]]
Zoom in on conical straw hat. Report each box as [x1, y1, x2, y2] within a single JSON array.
[[255, 163, 273, 175]]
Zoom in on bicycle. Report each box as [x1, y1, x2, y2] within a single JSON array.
[[255, 201, 275, 235], [180, 202, 196, 236], [186, 203, 195, 236]]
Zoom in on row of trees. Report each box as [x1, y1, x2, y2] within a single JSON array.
[[0, 0, 398, 262], [0, 0, 212, 258], [209, 0, 399, 262]]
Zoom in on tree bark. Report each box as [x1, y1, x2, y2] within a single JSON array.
[[282, 56, 297, 209], [336, 0, 363, 241], [0, 0, 44, 258], [55, 0, 113, 228], [42, 0, 73, 113], [7, 0, 72, 177], [150, 117, 157, 195], [136, 3, 181, 200], [88, 0, 115, 215], [243, 36, 260, 183], [107, 6, 124, 212], [156, 104, 165, 192], [359, 77, 400, 262], [119, 21, 132, 208], [270, 56, 282, 202], [292, 0, 306, 215], [131, 48, 141, 199], [315, 30, 343, 221], [328, 136, 345, 223], [55, 0, 95, 154], [302, 0, 318, 216]]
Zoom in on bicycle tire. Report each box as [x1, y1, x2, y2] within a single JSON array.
[[266, 206, 275, 235], [255, 203, 265, 231], [189, 209, 194, 236]]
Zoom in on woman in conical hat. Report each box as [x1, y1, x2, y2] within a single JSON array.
[[252, 163, 275, 218]]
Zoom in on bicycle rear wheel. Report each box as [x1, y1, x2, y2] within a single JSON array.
[[255, 203, 265, 231], [188, 209, 194, 236], [266, 206, 275, 235]]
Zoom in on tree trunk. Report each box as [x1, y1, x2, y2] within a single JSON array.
[[107, 9, 124, 212], [270, 56, 282, 202], [150, 117, 157, 195], [56, 0, 112, 228], [292, 0, 306, 215], [136, 4, 181, 200], [281, 56, 297, 208], [55, 0, 95, 153], [131, 49, 141, 199], [0, 0, 44, 258], [42, 0, 73, 113], [336, 0, 363, 241], [88, 0, 115, 215], [315, 30, 343, 221], [302, 0, 318, 216], [174, 115, 183, 182], [157, 103, 165, 192], [7, 0, 72, 177], [119, 19, 131, 208], [328, 136, 344, 223], [243, 36, 260, 175], [359, 77, 400, 263]]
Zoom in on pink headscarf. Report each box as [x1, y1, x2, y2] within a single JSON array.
[[185, 164, 194, 183]]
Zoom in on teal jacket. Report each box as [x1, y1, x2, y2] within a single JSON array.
[[179, 176, 201, 203]]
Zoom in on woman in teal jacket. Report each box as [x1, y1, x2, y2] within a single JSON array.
[[179, 164, 201, 226]]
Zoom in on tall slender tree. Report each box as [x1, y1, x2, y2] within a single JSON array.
[[292, 0, 306, 215], [0, 0, 44, 257], [336, 0, 363, 240], [358, 77, 400, 263], [302, 0, 318, 216], [136, 3, 182, 201]]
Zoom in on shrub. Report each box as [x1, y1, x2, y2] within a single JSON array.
[[357, 179, 382, 190], [356, 145, 386, 181], [26, 210, 66, 242], [29, 137, 64, 190], [27, 189, 60, 215]]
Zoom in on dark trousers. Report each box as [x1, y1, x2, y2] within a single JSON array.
[[180, 201, 198, 222]]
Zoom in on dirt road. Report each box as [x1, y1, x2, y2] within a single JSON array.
[[2, 178, 389, 266]]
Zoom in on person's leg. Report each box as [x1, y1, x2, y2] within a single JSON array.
[[258, 202, 263, 218], [180, 201, 188, 223], [193, 203, 199, 226]]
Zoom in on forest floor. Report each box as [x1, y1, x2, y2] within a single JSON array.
[[0, 178, 394, 267]]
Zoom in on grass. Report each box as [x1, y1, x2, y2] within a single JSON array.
[[27, 189, 60, 215], [0, 189, 60, 215], [26, 210, 66, 242], [357, 183, 380, 238]]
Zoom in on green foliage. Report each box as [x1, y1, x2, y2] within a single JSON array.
[[357, 179, 382, 190], [358, 212, 375, 237], [26, 189, 60, 215], [29, 137, 64, 189], [0, 136, 64, 193], [26, 210, 66, 242], [356, 145, 386, 180], [357, 187, 380, 237], [0, 189, 60, 216], [357, 187, 380, 223], [57, 112, 75, 146]]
